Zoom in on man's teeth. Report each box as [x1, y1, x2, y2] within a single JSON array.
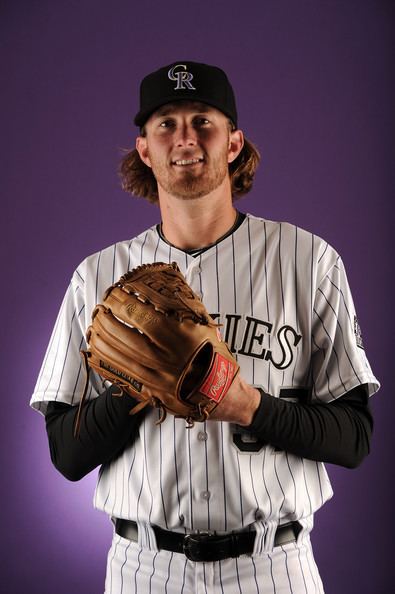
[[174, 158, 203, 165]]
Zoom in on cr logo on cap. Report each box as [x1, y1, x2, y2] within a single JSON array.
[[168, 64, 196, 90]]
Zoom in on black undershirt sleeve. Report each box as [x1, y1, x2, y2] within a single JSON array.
[[45, 386, 145, 481], [246, 384, 373, 468], [45, 383, 373, 481]]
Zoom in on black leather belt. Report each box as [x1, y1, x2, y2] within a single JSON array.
[[113, 518, 301, 562]]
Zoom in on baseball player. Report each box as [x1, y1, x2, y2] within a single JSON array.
[[31, 61, 380, 593]]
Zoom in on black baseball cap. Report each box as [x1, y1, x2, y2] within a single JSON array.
[[134, 61, 238, 128]]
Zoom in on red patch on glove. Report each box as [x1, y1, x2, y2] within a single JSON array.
[[199, 352, 237, 403]]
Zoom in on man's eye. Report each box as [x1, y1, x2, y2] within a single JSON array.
[[159, 120, 174, 128], [194, 117, 210, 126]]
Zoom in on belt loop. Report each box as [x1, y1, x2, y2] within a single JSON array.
[[252, 520, 278, 555], [230, 533, 239, 558], [136, 521, 159, 552], [294, 514, 314, 545]]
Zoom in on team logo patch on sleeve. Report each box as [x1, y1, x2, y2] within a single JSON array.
[[354, 316, 364, 349]]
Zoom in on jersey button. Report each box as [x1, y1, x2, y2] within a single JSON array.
[[201, 491, 211, 501], [197, 431, 208, 441]]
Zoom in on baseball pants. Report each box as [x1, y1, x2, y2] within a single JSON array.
[[104, 529, 325, 593]]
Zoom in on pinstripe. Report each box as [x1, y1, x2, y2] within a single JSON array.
[[111, 453, 121, 517], [75, 268, 84, 283], [180, 556, 187, 594], [108, 535, 119, 593], [303, 539, 320, 593], [215, 243, 220, 311], [126, 443, 138, 517], [218, 559, 225, 594], [134, 548, 142, 594], [127, 239, 134, 271], [164, 552, 173, 594], [312, 307, 347, 392], [135, 458, 146, 522], [301, 459, 313, 516], [69, 332, 85, 405], [95, 465, 107, 508], [40, 305, 72, 396], [317, 287, 362, 382], [281, 546, 294, 594], [251, 557, 261, 594], [327, 267, 355, 325], [231, 232, 237, 310], [203, 421, 211, 530], [143, 417, 154, 523], [120, 538, 132, 594], [118, 454, 127, 519], [35, 303, 63, 390], [296, 544, 308, 594], [284, 454, 297, 515], [315, 463, 324, 506], [247, 215, 254, 315], [95, 251, 101, 304], [198, 253, 203, 296], [311, 235, 315, 313], [246, 215, 256, 386], [234, 557, 243, 593], [148, 551, 158, 594], [278, 223, 285, 320], [311, 335, 336, 401], [159, 422, 169, 529], [46, 295, 83, 403], [172, 418, 183, 524], [112, 243, 117, 283], [203, 563, 209, 594], [318, 242, 329, 264], [261, 446, 273, 518], [267, 552, 277, 594], [236, 451, 244, 526], [220, 422, 228, 531], [187, 426, 194, 530], [274, 455, 286, 518], [140, 231, 148, 264], [278, 223, 297, 515], [153, 234, 160, 261], [292, 226, 299, 386], [249, 455, 260, 515], [263, 220, 271, 392]]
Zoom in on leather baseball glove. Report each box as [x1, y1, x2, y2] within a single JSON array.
[[74, 262, 239, 435]]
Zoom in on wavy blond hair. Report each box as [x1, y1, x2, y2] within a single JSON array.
[[119, 135, 260, 204]]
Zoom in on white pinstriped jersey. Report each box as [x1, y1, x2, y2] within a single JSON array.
[[31, 213, 379, 538]]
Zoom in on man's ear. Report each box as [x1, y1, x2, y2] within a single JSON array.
[[136, 136, 152, 168], [228, 129, 244, 164]]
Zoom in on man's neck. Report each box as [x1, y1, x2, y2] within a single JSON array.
[[158, 183, 237, 251]]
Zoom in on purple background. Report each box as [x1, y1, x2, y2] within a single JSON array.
[[2, 1, 393, 592]]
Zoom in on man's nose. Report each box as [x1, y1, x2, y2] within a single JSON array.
[[175, 123, 198, 147]]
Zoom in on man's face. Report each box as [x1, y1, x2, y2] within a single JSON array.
[[136, 101, 239, 200]]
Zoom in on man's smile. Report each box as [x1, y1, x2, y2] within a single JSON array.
[[172, 157, 204, 166]]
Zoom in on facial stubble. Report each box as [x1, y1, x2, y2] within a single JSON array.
[[148, 145, 230, 200]]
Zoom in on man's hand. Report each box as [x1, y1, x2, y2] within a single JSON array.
[[209, 374, 261, 426]]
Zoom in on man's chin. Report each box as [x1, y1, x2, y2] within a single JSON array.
[[170, 186, 211, 200]]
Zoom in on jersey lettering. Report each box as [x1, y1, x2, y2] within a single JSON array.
[[211, 313, 302, 371]]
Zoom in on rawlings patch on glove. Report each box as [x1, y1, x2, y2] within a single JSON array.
[[74, 262, 239, 435]]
